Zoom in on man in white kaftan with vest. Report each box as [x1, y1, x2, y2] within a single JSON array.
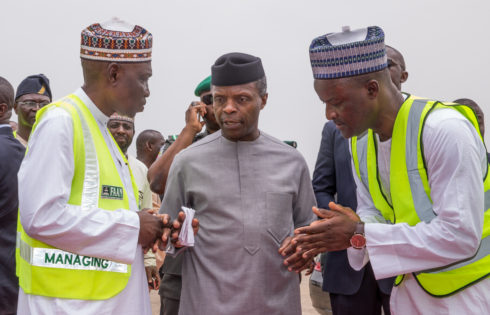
[[348, 94, 490, 314], [16, 19, 163, 315], [284, 26, 490, 314]]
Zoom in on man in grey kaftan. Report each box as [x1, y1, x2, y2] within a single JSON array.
[[162, 130, 316, 314], [160, 52, 316, 315]]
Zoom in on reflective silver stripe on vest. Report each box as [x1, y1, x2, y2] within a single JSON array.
[[16, 231, 21, 250], [405, 100, 437, 223], [417, 235, 490, 274], [64, 97, 99, 212], [19, 238, 127, 273], [356, 133, 370, 190], [485, 190, 490, 212]]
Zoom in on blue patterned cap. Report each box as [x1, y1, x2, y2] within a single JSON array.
[[309, 26, 387, 79]]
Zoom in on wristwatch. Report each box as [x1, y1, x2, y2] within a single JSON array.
[[350, 222, 366, 249]]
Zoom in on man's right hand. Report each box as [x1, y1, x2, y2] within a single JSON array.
[[137, 210, 165, 252], [185, 102, 206, 134]]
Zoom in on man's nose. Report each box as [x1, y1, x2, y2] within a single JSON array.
[[222, 100, 237, 114], [116, 126, 126, 134], [325, 104, 337, 120]]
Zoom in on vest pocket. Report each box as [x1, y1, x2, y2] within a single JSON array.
[[266, 192, 294, 246]]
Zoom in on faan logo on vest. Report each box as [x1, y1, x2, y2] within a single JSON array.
[[101, 185, 124, 200]]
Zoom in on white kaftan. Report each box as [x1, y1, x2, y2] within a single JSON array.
[[17, 88, 151, 315], [348, 107, 490, 314]]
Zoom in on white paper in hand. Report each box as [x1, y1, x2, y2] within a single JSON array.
[[165, 206, 196, 254], [178, 206, 195, 246]]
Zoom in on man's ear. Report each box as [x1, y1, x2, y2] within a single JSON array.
[[13, 101, 18, 114], [260, 93, 268, 110], [107, 63, 121, 86], [366, 80, 379, 99], [145, 140, 153, 151], [400, 71, 408, 84], [0, 103, 8, 116]]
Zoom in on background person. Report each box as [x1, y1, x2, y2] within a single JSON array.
[[107, 113, 161, 292], [385, 45, 408, 91], [0, 76, 25, 315], [148, 75, 218, 195], [453, 98, 485, 137], [155, 75, 219, 315], [136, 129, 166, 169], [136, 128, 166, 213], [453, 98, 489, 161], [9, 120, 17, 131], [13, 74, 52, 147], [107, 113, 152, 210]]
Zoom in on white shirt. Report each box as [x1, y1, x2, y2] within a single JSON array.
[[17, 88, 151, 315], [348, 107, 490, 314], [128, 155, 153, 210]]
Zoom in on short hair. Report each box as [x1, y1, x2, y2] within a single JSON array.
[[0, 76, 14, 109], [81, 59, 111, 86], [454, 98, 484, 135], [136, 129, 162, 154], [255, 76, 267, 97], [453, 98, 483, 119], [454, 98, 479, 110], [385, 45, 406, 71], [345, 68, 392, 88]]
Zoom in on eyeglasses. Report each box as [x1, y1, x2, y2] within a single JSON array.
[[17, 100, 50, 109], [201, 94, 213, 105]]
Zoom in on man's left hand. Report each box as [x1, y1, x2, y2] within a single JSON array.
[[159, 211, 199, 250], [282, 202, 360, 272], [145, 265, 160, 291], [278, 235, 318, 274]]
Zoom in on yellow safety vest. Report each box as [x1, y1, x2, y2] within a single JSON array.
[[16, 94, 139, 300], [351, 95, 490, 297]]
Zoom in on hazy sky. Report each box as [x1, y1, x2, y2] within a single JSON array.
[[2, 0, 489, 172]]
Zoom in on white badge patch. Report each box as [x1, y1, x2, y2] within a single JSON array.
[[31, 247, 128, 273]]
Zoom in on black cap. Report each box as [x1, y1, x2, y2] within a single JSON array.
[[15, 74, 52, 101], [211, 52, 265, 86]]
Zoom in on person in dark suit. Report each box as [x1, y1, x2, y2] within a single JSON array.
[[0, 76, 26, 315], [313, 121, 394, 315]]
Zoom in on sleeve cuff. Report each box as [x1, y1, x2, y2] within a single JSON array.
[[364, 222, 403, 279], [113, 210, 141, 264], [347, 246, 369, 270]]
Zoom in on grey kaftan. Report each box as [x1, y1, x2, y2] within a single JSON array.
[[161, 130, 316, 315]]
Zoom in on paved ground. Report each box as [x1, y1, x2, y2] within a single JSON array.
[[150, 272, 320, 315]]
